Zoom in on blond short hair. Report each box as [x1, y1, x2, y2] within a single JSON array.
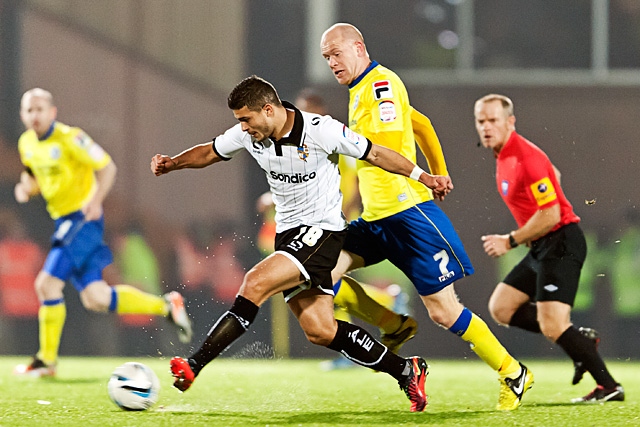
[[475, 94, 514, 116]]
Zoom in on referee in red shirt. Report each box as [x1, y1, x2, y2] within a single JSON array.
[[474, 93, 624, 404]]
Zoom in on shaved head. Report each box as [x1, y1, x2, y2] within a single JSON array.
[[321, 23, 364, 44], [20, 87, 53, 105], [21, 88, 54, 108], [20, 88, 57, 137], [321, 23, 370, 85]]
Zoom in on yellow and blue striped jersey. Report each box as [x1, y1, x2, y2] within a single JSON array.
[[348, 61, 433, 221], [18, 121, 112, 219]]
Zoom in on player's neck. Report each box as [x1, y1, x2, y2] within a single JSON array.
[[272, 108, 295, 141]]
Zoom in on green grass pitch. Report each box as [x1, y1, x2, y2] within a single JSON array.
[[1, 356, 637, 426]]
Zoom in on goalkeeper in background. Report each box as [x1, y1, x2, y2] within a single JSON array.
[[13, 88, 193, 377]]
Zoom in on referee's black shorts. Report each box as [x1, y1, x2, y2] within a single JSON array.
[[503, 222, 587, 306], [274, 225, 346, 302]]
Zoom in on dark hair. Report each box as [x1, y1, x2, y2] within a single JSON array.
[[227, 75, 282, 111]]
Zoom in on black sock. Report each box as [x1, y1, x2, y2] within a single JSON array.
[[189, 295, 259, 376], [556, 326, 617, 389], [327, 320, 409, 381], [509, 302, 541, 333]]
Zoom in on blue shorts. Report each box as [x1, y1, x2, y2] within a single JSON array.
[[343, 201, 474, 296], [43, 211, 113, 292]]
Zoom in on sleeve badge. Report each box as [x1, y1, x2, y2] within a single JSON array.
[[530, 176, 557, 206]]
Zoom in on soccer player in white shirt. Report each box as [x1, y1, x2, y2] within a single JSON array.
[[151, 75, 450, 412]]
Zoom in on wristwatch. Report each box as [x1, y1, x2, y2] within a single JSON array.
[[508, 233, 519, 249]]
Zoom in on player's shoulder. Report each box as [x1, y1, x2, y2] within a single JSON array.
[[51, 122, 83, 142], [356, 63, 408, 105], [18, 129, 37, 147], [301, 111, 339, 134], [369, 64, 405, 88]]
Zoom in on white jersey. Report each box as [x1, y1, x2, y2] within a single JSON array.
[[213, 102, 372, 233]]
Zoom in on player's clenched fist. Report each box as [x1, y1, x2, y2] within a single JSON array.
[[151, 154, 176, 176]]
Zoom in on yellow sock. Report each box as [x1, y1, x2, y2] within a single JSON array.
[[334, 275, 401, 334], [461, 312, 520, 376], [113, 284, 168, 315], [37, 301, 66, 365]]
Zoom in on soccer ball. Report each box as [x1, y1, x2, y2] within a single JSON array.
[[107, 362, 160, 411]]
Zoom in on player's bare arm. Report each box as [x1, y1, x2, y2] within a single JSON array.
[[481, 204, 561, 257], [151, 142, 220, 176], [83, 160, 117, 221], [364, 143, 451, 196]]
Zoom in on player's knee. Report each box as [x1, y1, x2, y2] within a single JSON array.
[[305, 330, 333, 347], [80, 283, 112, 312], [428, 310, 449, 328], [34, 272, 63, 300], [488, 295, 510, 325], [538, 319, 567, 342], [241, 270, 272, 304], [301, 323, 334, 347], [427, 304, 461, 328], [81, 295, 109, 312]]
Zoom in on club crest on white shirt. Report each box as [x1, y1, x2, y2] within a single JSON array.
[[297, 143, 309, 161]]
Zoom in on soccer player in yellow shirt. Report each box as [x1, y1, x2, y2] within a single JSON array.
[[13, 88, 193, 377], [321, 24, 533, 410]]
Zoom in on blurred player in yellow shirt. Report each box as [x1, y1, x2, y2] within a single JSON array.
[[13, 88, 193, 377]]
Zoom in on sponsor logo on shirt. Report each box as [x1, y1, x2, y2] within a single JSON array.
[[342, 125, 366, 145], [372, 80, 393, 100], [269, 171, 316, 183], [530, 176, 557, 206], [378, 100, 396, 122], [352, 94, 360, 111]]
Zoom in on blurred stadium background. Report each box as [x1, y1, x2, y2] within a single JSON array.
[[1, 0, 639, 362]]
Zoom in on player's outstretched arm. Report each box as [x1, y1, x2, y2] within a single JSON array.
[[364, 143, 452, 197], [151, 142, 220, 176]]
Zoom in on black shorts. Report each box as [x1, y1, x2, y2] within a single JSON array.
[[274, 225, 347, 301], [503, 222, 587, 305]]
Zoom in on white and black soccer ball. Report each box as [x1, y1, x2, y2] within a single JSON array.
[[107, 362, 160, 411]]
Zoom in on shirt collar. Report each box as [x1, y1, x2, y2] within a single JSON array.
[[348, 60, 379, 89], [274, 101, 304, 146], [39, 121, 56, 141]]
